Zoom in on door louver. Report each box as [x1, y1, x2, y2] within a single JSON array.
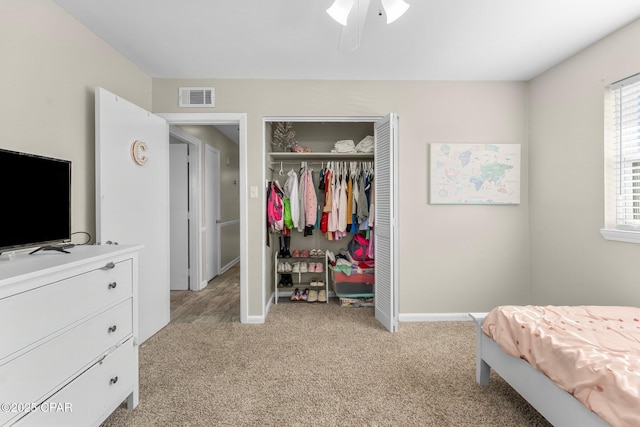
[[179, 87, 215, 107]]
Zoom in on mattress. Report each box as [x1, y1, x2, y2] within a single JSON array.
[[482, 305, 640, 427]]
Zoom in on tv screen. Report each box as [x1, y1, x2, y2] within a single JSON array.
[[0, 149, 71, 253]]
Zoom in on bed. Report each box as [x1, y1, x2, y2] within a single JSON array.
[[470, 306, 640, 427]]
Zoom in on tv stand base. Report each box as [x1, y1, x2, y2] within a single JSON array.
[[29, 244, 75, 255]]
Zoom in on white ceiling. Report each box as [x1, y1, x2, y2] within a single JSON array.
[[54, 0, 640, 81]]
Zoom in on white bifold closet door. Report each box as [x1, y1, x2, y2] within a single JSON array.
[[374, 113, 399, 332], [95, 87, 171, 344]]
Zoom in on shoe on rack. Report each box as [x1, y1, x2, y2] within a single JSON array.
[[300, 262, 308, 273], [277, 263, 285, 273], [284, 263, 292, 273], [317, 279, 325, 288], [317, 289, 327, 302], [326, 250, 335, 264], [283, 274, 293, 287], [292, 249, 300, 258], [300, 289, 309, 301], [300, 249, 310, 258], [314, 262, 323, 273], [283, 236, 291, 258], [292, 262, 300, 273], [309, 249, 318, 257], [308, 289, 318, 303], [291, 288, 301, 301], [315, 249, 325, 258], [310, 278, 318, 287], [278, 235, 286, 258], [308, 262, 316, 273]]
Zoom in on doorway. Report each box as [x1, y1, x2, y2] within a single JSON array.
[[159, 113, 248, 324], [204, 144, 220, 281], [169, 126, 204, 291]]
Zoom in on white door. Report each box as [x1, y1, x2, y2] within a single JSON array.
[[170, 142, 190, 290], [95, 87, 170, 343], [374, 113, 399, 332], [205, 145, 220, 281]]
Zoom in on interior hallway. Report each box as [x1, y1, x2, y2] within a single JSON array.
[[169, 262, 240, 324]]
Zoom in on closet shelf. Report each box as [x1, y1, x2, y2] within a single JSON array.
[[269, 152, 374, 161]]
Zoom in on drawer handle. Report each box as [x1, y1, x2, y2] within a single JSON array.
[[102, 262, 116, 270], [109, 376, 119, 385], [108, 325, 117, 333], [108, 282, 117, 289]]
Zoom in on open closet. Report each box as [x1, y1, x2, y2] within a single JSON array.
[[264, 116, 399, 332]]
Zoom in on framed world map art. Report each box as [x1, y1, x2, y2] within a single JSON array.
[[429, 143, 521, 205]]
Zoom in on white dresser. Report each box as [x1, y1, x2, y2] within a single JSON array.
[[0, 245, 142, 427]]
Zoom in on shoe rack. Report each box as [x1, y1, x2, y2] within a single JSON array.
[[274, 251, 329, 304]]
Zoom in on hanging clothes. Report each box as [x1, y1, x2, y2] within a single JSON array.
[[356, 173, 368, 225], [346, 171, 354, 229], [314, 170, 322, 230], [368, 175, 375, 228], [266, 181, 284, 233], [329, 165, 339, 233], [276, 159, 374, 241], [350, 173, 359, 233], [284, 169, 299, 229], [304, 168, 317, 227], [338, 173, 348, 232], [320, 167, 330, 234], [297, 168, 306, 232]]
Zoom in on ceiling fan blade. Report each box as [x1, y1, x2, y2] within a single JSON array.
[[338, 0, 370, 52]]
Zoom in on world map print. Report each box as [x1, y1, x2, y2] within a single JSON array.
[[430, 143, 521, 204]]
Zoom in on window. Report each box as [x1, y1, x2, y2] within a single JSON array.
[[601, 73, 640, 243]]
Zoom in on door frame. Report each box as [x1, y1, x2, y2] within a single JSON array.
[[159, 113, 248, 324], [169, 126, 203, 291], [204, 143, 221, 281], [262, 115, 398, 330]]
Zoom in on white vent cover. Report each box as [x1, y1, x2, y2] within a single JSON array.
[[179, 87, 215, 107]]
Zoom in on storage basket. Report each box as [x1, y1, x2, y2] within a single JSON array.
[[331, 266, 374, 297]]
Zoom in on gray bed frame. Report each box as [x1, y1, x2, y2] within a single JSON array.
[[469, 313, 610, 427]]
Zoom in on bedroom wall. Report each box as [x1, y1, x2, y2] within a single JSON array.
[[528, 18, 640, 305], [153, 79, 530, 318], [0, 0, 152, 244]]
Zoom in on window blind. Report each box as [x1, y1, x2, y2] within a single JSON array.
[[611, 74, 640, 230]]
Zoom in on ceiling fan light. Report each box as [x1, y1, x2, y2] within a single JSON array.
[[381, 0, 409, 24], [327, 0, 354, 26]]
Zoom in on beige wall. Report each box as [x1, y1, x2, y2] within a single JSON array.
[[0, 0, 152, 243], [153, 79, 530, 316], [528, 19, 640, 305]]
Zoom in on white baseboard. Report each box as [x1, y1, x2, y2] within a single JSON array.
[[265, 294, 274, 317], [399, 313, 474, 322], [220, 257, 240, 274], [245, 315, 265, 324]]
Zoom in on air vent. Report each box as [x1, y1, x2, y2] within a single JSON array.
[[179, 87, 215, 107]]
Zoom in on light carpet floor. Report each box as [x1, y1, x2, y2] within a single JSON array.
[[102, 302, 551, 426]]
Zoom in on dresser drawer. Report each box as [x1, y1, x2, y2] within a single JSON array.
[[0, 299, 132, 426], [0, 259, 132, 361], [12, 338, 135, 427]]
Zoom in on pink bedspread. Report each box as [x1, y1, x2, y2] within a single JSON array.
[[482, 305, 640, 427]]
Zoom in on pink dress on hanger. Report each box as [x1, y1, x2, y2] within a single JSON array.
[[338, 175, 348, 232], [304, 169, 317, 227]]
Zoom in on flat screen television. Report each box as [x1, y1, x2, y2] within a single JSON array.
[[0, 148, 71, 253]]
